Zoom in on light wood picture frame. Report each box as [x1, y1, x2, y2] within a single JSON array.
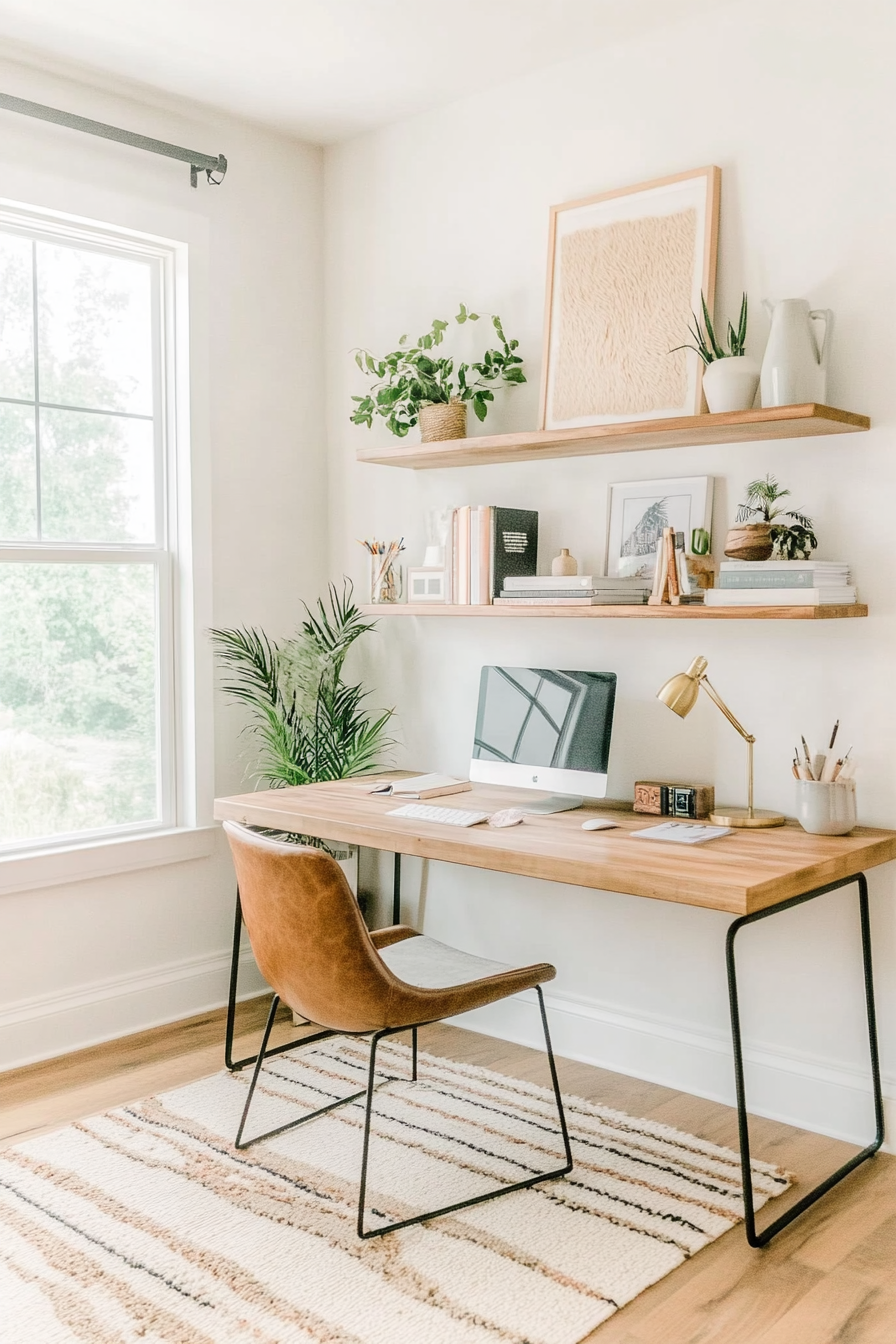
[[606, 476, 714, 579], [540, 166, 721, 431]]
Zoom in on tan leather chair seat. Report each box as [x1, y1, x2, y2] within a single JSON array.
[[378, 934, 512, 990]]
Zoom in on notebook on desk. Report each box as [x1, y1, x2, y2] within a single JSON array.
[[367, 774, 472, 800]]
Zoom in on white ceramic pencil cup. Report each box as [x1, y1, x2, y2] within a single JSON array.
[[795, 779, 856, 835]]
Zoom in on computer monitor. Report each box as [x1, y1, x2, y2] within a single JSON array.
[[470, 666, 617, 813]]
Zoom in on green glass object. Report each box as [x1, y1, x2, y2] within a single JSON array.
[[691, 527, 711, 555]]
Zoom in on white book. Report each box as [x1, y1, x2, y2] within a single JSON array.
[[704, 587, 856, 606], [368, 774, 472, 799], [494, 595, 649, 606], [720, 559, 849, 570], [469, 507, 481, 604], [633, 822, 733, 844], [502, 574, 643, 590]]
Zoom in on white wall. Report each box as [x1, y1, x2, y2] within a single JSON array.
[[325, 0, 896, 1143], [0, 53, 326, 1068]]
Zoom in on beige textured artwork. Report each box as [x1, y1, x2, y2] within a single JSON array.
[[552, 207, 697, 420]]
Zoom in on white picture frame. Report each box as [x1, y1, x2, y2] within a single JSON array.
[[606, 476, 713, 579], [540, 166, 720, 431]]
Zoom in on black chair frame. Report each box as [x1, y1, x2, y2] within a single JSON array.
[[233, 983, 573, 1239]]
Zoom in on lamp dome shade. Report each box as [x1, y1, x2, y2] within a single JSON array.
[[656, 655, 708, 718]]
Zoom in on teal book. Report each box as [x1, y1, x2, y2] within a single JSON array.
[[719, 569, 845, 589]]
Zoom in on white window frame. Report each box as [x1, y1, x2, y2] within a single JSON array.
[[0, 201, 214, 891]]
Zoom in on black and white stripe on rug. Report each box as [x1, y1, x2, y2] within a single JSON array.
[[0, 1037, 790, 1344]]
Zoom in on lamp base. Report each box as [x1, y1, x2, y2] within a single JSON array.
[[709, 806, 785, 829]]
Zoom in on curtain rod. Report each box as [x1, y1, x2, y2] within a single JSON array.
[[0, 91, 227, 187]]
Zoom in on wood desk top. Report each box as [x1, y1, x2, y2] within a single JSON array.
[[214, 779, 896, 917]]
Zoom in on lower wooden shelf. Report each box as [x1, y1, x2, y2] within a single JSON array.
[[361, 603, 868, 620]]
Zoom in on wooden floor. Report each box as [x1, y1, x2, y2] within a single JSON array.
[[2, 999, 895, 1343]]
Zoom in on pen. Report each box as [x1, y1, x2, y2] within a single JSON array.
[[828, 720, 840, 751], [800, 737, 815, 780]]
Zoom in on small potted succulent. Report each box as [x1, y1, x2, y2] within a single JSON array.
[[726, 475, 818, 561], [672, 292, 760, 413], [350, 305, 525, 442]]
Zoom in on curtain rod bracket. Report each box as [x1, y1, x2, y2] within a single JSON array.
[[192, 156, 228, 188]]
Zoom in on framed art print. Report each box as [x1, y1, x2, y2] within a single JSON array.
[[540, 166, 720, 431], [606, 476, 713, 579]]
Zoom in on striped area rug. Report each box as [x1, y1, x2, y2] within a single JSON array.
[[0, 1036, 789, 1344]]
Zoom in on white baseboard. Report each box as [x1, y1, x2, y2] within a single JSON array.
[[0, 947, 268, 1073], [4, 951, 891, 1155], [450, 987, 894, 1152]]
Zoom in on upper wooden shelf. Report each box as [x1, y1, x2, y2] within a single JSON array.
[[356, 403, 870, 470], [361, 603, 868, 621]]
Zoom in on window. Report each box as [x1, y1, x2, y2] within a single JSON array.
[[0, 210, 182, 854]]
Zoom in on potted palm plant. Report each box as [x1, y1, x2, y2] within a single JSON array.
[[672, 292, 759, 413], [210, 582, 394, 791], [726, 475, 818, 561], [350, 304, 526, 442]]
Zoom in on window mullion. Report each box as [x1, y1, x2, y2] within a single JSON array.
[[31, 238, 42, 540]]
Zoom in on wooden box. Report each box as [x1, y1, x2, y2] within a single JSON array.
[[634, 781, 715, 819]]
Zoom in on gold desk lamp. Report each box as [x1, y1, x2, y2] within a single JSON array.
[[657, 655, 784, 828]]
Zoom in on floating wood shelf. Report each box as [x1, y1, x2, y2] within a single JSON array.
[[356, 403, 870, 470], [362, 603, 868, 621]]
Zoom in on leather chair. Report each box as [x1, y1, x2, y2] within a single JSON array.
[[223, 821, 573, 1238]]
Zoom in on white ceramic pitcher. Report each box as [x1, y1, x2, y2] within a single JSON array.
[[760, 299, 834, 406]]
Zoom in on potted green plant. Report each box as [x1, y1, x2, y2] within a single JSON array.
[[210, 582, 394, 790], [350, 304, 526, 443], [672, 292, 759, 413], [726, 475, 818, 561]]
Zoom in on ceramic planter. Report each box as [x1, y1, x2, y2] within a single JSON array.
[[724, 523, 774, 562], [702, 356, 760, 413]]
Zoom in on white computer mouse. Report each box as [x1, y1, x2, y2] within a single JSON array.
[[488, 808, 525, 828], [581, 818, 619, 831]]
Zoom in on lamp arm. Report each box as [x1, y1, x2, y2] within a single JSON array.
[[700, 676, 756, 745]]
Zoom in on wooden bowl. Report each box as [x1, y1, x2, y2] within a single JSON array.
[[724, 524, 773, 562]]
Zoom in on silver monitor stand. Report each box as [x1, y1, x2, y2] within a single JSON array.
[[519, 794, 584, 815]]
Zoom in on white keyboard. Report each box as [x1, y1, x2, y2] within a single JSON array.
[[386, 803, 491, 827]]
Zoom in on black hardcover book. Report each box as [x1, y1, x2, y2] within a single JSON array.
[[490, 508, 538, 599]]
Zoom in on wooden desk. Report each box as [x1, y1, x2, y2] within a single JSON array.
[[214, 779, 896, 918], [214, 778, 896, 1247]]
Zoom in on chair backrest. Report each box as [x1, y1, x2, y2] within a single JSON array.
[[223, 822, 399, 1032]]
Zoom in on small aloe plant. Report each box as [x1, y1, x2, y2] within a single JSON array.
[[672, 292, 748, 365]]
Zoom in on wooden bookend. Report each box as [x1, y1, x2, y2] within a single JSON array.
[[666, 528, 681, 603]]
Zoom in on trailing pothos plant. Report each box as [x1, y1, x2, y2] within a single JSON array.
[[211, 582, 394, 790], [350, 304, 526, 437], [736, 474, 818, 560]]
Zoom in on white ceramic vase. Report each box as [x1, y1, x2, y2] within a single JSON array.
[[760, 299, 834, 407], [701, 355, 760, 413]]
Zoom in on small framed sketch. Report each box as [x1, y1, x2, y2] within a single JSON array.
[[606, 476, 713, 579], [540, 165, 720, 431]]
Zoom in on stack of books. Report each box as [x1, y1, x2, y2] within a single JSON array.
[[704, 560, 855, 607], [496, 575, 652, 606], [452, 506, 538, 604]]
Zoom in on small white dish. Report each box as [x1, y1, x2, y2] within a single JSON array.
[[488, 808, 525, 828], [581, 818, 619, 831]]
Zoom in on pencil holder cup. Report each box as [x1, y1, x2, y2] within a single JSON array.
[[795, 779, 856, 835], [368, 553, 402, 604]]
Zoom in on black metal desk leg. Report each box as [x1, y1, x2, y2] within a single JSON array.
[[392, 852, 401, 925], [224, 884, 333, 1073], [726, 872, 884, 1247]]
